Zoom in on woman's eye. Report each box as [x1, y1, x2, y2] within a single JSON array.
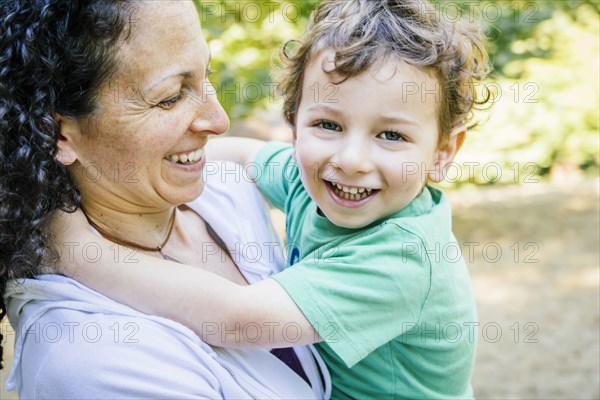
[[317, 120, 341, 131], [158, 91, 184, 109], [378, 131, 404, 141]]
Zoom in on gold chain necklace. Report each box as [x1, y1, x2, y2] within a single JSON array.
[[84, 209, 182, 263]]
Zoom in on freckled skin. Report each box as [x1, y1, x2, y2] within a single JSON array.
[[66, 1, 229, 218]]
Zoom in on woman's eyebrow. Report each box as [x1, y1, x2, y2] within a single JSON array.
[[145, 71, 196, 93], [145, 51, 212, 92]]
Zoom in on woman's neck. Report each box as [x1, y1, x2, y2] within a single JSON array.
[[81, 200, 249, 285], [81, 200, 175, 251]]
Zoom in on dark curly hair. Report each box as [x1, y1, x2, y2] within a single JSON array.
[[0, 0, 135, 370], [278, 0, 492, 145]]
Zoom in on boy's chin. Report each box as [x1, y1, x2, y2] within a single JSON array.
[[318, 208, 374, 230]]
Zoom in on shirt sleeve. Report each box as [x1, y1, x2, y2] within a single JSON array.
[[254, 141, 297, 211], [272, 223, 432, 368]]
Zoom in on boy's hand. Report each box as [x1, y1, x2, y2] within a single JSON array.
[[206, 137, 267, 177], [48, 208, 93, 275]]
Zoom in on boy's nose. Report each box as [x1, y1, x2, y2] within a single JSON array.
[[331, 136, 375, 176]]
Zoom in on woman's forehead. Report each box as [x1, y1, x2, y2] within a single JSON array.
[[112, 1, 208, 85], [123, 1, 205, 50]]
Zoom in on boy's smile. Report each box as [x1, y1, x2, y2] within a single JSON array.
[[323, 179, 378, 207], [293, 50, 461, 229]]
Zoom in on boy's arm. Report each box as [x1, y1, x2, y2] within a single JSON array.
[[206, 136, 266, 176], [52, 210, 321, 348]]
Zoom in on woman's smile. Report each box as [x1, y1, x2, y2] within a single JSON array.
[[165, 147, 205, 164], [164, 147, 206, 172]]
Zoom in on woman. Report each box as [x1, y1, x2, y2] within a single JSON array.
[[0, 0, 329, 398]]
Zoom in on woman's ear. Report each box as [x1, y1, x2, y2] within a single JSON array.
[[428, 125, 466, 183], [54, 115, 82, 166]]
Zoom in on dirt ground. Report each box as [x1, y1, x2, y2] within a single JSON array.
[[451, 179, 600, 399], [1, 179, 599, 399]]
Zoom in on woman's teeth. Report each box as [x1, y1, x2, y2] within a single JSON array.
[[331, 182, 373, 201], [166, 148, 204, 164]]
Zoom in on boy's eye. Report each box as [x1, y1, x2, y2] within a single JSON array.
[[377, 131, 404, 142], [317, 120, 341, 131], [158, 91, 184, 109]]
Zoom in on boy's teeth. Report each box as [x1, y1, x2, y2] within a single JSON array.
[[331, 182, 375, 201]]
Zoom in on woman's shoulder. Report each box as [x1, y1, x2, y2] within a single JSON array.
[[15, 309, 226, 398], [7, 276, 319, 399], [8, 277, 226, 397]]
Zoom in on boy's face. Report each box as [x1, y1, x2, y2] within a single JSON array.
[[293, 50, 463, 229]]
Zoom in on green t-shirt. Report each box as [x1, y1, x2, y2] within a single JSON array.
[[256, 142, 477, 399]]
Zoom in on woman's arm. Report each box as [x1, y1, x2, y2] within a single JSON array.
[[52, 210, 321, 348]]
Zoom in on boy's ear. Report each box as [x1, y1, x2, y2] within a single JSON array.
[[54, 114, 82, 166], [287, 111, 299, 160], [428, 125, 466, 183], [291, 126, 299, 161]]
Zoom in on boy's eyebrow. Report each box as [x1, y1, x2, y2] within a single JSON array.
[[304, 104, 344, 116], [306, 104, 419, 126], [377, 114, 419, 127]]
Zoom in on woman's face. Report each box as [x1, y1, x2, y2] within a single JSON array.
[[67, 0, 229, 210]]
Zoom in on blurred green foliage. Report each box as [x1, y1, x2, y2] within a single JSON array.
[[196, 0, 319, 120], [446, 0, 600, 183], [198, 0, 599, 183]]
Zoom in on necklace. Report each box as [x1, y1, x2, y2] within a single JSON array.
[[84, 208, 182, 263]]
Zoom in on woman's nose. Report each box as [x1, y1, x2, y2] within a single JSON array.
[[189, 81, 230, 135]]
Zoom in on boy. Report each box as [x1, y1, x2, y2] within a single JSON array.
[[57, 0, 490, 397]]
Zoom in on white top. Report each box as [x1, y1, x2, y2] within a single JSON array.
[[4, 162, 331, 399]]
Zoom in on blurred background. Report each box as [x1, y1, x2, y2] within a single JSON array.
[[2, 0, 598, 398]]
